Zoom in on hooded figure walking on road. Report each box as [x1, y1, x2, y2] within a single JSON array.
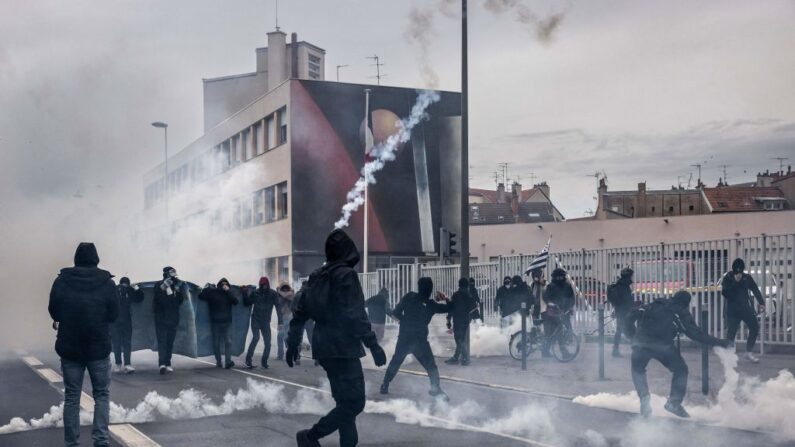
[[112, 277, 143, 373], [276, 282, 295, 361], [721, 258, 765, 363], [199, 278, 239, 368], [153, 266, 184, 374], [445, 278, 478, 366], [49, 242, 118, 447], [380, 277, 451, 398], [244, 276, 283, 369], [608, 267, 635, 358], [365, 287, 390, 341], [287, 229, 386, 447], [625, 290, 730, 418]]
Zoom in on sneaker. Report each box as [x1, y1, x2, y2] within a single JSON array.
[[639, 396, 651, 417], [159, 365, 167, 375], [744, 352, 760, 363], [224, 361, 235, 369], [461, 359, 470, 366], [429, 385, 447, 399], [244, 361, 254, 369], [444, 357, 459, 365], [664, 401, 690, 418], [296, 429, 320, 447], [124, 365, 136, 374], [113, 364, 123, 373], [380, 383, 389, 395], [261, 363, 269, 369], [165, 366, 174, 373]]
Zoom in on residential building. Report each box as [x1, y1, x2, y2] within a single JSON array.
[[469, 181, 564, 225]]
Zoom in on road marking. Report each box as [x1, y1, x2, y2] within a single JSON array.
[[190, 357, 550, 446], [22, 356, 44, 367], [19, 355, 162, 447], [109, 424, 161, 447]]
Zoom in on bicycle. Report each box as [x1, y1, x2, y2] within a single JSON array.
[[509, 307, 581, 362]]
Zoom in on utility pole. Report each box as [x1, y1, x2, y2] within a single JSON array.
[[771, 157, 789, 175], [336, 64, 348, 82], [366, 55, 385, 85], [691, 163, 703, 187], [460, 0, 470, 279]]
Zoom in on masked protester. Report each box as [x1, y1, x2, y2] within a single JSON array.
[[365, 287, 390, 341], [277, 282, 297, 361], [607, 268, 635, 358], [625, 291, 730, 418], [243, 277, 282, 369], [112, 277, 144, 373], [541, 268, 575, 358], [380, 277, 451, 398], [153, 266, 184, 374], [494, 276, 512, 327], [511, 275, 534, 322], [528, 270, 546, 321], [199, 278, 239, 368], [48, 243, 118, 447], [445, 278, 478, 366], [721, 258, 765, 363], [287, 229, 386, 447]]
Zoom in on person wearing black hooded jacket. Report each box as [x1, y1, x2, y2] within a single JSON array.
[[287, 229, 387, 447], [199, 278, 239, 368], [153, 266, 184, 374], [112, 277, 144, 373], [380, 277, 451, 397], [625, 291, 730, 418], [445, 278, 477, 366], [608, 268, 635, 358], [541, 268, 576, 357], [494, 276, 512, 326], [721, 258, 765, 363], [244, 276, 282, 368], [49, 242, 118, 447]]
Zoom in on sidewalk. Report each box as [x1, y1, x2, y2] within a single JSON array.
[[396, 336, 795, 406]]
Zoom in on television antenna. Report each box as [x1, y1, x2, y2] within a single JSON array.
[[771, 157, 789, 174], [366, 55, 385, 85]]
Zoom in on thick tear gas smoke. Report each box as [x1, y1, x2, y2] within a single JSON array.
[[482, 0, 566, 44], [574, 347, 795, 441], [406, 8, 440, 89], [334, 89, 441, 229]]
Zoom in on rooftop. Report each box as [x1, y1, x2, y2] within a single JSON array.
[[702, 186, 788, 212], [470, 202, 557, 225]]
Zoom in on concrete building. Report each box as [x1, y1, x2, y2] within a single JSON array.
[[469, 181, 564, 225], [140, 30, 462, 284]]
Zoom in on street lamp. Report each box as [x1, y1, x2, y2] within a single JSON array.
[[460, 0, 470, 278], [336, 64, 349, 82], [151, 121, 169, 227]]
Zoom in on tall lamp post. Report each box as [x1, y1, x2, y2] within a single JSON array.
[[151, 121, 169, 227], [460, 0, 470, 278]]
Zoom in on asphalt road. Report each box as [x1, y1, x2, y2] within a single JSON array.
[[0, 349, 790, 447]]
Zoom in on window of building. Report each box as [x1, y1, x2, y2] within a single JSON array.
[[232, 200, 242, 230], [241, 196, 252, 229], [255, 121, 265, 155], [308, 54, 321, 64], [221, 142, 231, 170], [276, 108, 287, 145], [278, 255, 290, 282], [265, 187, 276, 222], [309, 72, 320, 80], [277, 182, 288, 218], [241, 129, 250, 162], [308, 62, 320, 72], [668, 206, 674, 213], [253, 189, 264, 225], [266, 116, 276, 149]]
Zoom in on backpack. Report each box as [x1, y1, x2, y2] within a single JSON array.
[[607, 283, 619, 307], [294, 264, 342, 322], [637, 299, 680, 341]]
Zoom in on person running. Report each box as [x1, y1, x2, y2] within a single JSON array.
[[721, 258, 765, 363]]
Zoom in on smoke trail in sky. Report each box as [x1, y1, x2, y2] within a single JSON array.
[[334, 89, 441, 229]]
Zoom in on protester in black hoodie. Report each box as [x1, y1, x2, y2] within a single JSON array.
[[243, 276, 282, 369], [494, 276, 513, 327], [153, 266, 184, 374], [199, 278, 239, 368], [541, 268, 575, 357], [288, 229, 386, 447], [721, 258, 765, 363], [608, 267, 635, 358], [112, 277, 144, 373], [365, 287, 390, 341], [49, 242, 118, 447], [445, 278, 477, 366], [380, 277, 450, 397]]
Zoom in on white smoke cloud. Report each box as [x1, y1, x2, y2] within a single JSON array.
[[574, 347, 795, 441], [334, 89, 441, 229]]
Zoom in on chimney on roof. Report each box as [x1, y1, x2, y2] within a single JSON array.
[[512, 182, 522, 201], [757, 171, 774, 187], [637, 182, 647, 218], [496, 183, 506, 203], [511, 190, 520, 223], [535, 181, 550, 198], [267, 30, 287, 89], [290, 33, 299, 78]]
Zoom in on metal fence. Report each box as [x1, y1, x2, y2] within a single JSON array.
[[358, 233, 795, 347]]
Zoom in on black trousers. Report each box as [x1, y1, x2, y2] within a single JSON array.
[[631, 345, 689, 405], [246, 317, 272, 366], [111, 325, 132, 365], [383, 335, 440, 388], [155, 323, 177, 367], [309, 358, 366, 447], [452, 326, 470, 362], [726, 306, 759, 352], [211, 322, 233, 365], [613, 310, 629, 351]]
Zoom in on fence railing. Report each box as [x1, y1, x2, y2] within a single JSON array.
[[358, 233, 795, 347]]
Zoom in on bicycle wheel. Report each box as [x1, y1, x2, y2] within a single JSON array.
[[551, 328, 581, 362], [509, 331, 524, 360]]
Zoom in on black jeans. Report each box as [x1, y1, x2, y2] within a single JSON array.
[[111, 325, 132, 365], [383, 335, 440, 388], [726, 306, 759, 352], [246, 317, 271, 366], [309, 358, 366, 447], [155, 323, 177, 367], [211, 322, 233, 366], [452, 327, 469, 362], [631, 345, 689, 405], [613, 310, 629, 351]]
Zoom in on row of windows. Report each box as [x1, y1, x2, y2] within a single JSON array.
[[262, 256, 291, 285], [144, 107, 288, 209], [207, 181, 289, 233]]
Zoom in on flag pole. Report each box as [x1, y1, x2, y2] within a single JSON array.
[[364, 89, 371, 274]]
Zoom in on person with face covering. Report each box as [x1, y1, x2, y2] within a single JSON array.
[[380, 277, 451, 397], [510, 275, 534, 321], [365, 287, 390, 341], [541, 268, 576, 357], [625, 291, 730, 418], [243, 276, 282, 369], [288, 229, 386, 447], [721, 258, 765, 363], [494, 276, 513, 327], [608, 267, 635, 358], [199, 278, 239, 368], [49, 242, 118, 447], [276, 282, 296, 361], [153, 266, 184, 374], [445, 278, 478, 366], [112, 277, 144, 373]]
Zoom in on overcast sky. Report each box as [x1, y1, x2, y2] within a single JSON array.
[[1, 0, 794, 219]]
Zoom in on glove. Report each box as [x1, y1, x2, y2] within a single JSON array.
[[370, 344, 387, 367], [446, 321, 452, 330], [52, 321, 59, 330], [285, 345, 299, 368]]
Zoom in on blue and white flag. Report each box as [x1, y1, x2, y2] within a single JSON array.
[[525, 237, 551, 275]]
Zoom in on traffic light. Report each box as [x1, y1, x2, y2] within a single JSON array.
[[448, 231, 458, 257], [439, 227, 450, 258]]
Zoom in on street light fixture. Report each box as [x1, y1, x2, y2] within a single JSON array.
[[151, 121, 169, 230]]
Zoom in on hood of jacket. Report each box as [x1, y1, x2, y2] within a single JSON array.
[[325, 229, 360, 267], [58, 266, 113, 291], [74, 242, 100, 267]]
